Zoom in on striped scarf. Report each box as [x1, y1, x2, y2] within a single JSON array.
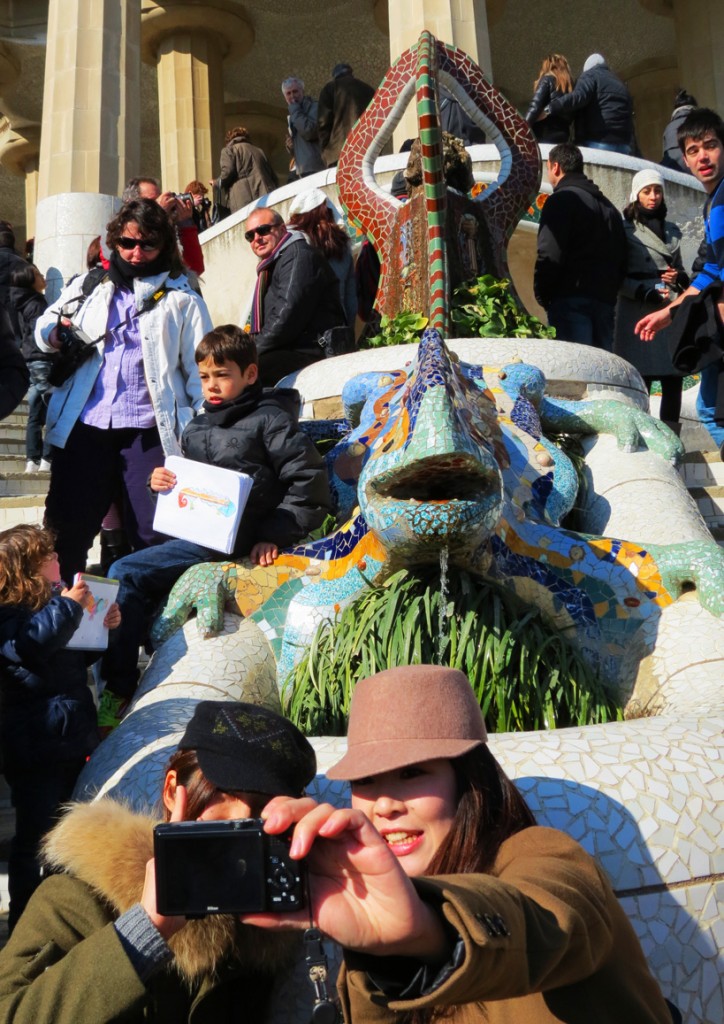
[[250, 230, 292, 333]]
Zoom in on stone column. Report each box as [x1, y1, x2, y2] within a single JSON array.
[[672, 0, 724, 113], [34, 0, 141, 297], [387, 0, 495, 146], [141, 2, 254, 192], [0, 124, 41, 240]]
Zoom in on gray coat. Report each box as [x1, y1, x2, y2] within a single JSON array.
[[613, 217, 686, 378], [288, 96, 325, 175], [218, 141, 279, 214]]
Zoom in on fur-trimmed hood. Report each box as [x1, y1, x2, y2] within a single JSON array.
[[42, 799, 297, 987]]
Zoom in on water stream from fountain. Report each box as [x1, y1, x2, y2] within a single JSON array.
[[437, 544, 449, 664]]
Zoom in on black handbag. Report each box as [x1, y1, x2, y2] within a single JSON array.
[[318, 325, 356, 358], [211, 181, 231, 225]]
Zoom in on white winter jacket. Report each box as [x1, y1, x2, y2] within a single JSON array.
[[36, 270, 212, 456]]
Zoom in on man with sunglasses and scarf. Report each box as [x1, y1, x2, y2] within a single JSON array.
[[244, 207, 346, 385]]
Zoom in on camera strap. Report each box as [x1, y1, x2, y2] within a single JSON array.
[[303, 927, 342, 1024]]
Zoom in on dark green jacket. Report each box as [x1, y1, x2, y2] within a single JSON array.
[[0, 800, 302, 1023]]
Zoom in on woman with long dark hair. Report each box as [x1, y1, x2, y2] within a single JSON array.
[[614, 168, 688, 431], [526, 54, 574, 143], [288, 188, 357, 325], [35, 199, 212, 586], [256, 666, 673, 1024]]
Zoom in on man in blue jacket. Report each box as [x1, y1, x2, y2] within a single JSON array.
[[637, 107, 724, 456]]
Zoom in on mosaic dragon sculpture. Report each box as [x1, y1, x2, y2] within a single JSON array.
[[75, 36, 722, 1021]]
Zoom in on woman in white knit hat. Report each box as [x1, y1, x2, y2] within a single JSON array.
[[613, 168, 689, 431], [287, 187, 357, 326]]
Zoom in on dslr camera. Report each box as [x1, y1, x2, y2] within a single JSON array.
[[48, 317, 98, 388], [154, 818, 306, 917]]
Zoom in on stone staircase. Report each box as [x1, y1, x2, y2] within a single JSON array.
[[0, 401, 49, 531], [679, 451, 724, 544]]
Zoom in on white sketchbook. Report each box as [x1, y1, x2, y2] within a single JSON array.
[[152, 455, 253, 554], [66, 573, 120, 651]]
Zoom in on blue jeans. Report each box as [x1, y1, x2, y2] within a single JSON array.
[[547, 296, 615, 351], [25, 361, 53, 462], [580, 141, 633, 156], [696, 360, 724, 450], [101, 538, 220, 699]]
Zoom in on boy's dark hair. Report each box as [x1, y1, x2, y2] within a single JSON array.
[[548, 143, 583, 174], [195, 324, 258, 373], [10, 262, 36, 289], [677, 107, 724, 152]]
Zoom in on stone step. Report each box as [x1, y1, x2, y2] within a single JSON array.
[[679, 450, 724, 487], [0, 495, 45, 530], [688, 485, 724, 528], [0, 455, 34, 474], [0, 425, 27, 444], [0, 472, 49, 497]]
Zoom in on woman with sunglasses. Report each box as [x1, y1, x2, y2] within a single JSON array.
[[35, 199, 212, 585], [255, 666, 674, 1024]]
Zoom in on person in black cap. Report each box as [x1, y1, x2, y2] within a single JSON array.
[[0, 701, 318, 1024], [317, 62, 375, 167]]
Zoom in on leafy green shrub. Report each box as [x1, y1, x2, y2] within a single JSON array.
[[283, 567, 620, 736], [361, 311, 429, 348], [450, 275, 555, 339]]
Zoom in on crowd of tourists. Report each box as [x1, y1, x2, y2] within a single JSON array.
[[0, 47, 718, 1024]]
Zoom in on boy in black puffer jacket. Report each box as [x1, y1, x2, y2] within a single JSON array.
[[99, 325, 331, 723]]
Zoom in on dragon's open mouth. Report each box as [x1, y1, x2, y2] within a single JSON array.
[[369, 456, 499, 505]]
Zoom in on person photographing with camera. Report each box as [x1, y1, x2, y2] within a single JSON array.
[[35, 198, 212, 585], [0, 700, 319, 1024], [252, 666, 675, 1024]]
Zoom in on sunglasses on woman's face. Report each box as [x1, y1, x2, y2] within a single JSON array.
[[244, 223, 276, 243], [117, 236, 159, 252]]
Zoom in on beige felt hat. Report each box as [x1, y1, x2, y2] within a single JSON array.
[[327, 665, 487, 781]]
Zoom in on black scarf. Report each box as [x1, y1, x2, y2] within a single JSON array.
[[638, 205, 666, 242], [108, 249, 170, 290]]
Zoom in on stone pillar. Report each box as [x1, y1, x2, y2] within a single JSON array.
[[671, 0, 724, 113], [0, 124, 41, 239], [141, 2, 254, 192], [34, 0, 141, 298], [387, 0, 494, 146]]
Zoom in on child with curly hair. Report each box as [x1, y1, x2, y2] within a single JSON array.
[[0, 525, 120, 930]]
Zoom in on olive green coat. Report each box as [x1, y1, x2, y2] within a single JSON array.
[[0, 800, 301, 1024], [338, 827, 671, 1024]]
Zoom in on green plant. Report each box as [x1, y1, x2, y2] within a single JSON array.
[[283, 567, 620, 736], [450, 274, 556, 339], [361, 311, 429, 348]]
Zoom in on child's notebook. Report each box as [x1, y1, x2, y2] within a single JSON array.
[[152, 455, 253, 555], [66, 573, 120, 651]]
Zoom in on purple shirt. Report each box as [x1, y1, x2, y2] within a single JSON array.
[[80, 286, 156, 429]]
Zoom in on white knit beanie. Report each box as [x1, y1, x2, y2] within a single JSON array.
[[583, 53, 606, 73], [288, 187, 329, 216], [629, 168, 665, 203]]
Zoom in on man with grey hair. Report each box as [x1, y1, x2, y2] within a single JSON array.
[[282, 76, 325, 178]]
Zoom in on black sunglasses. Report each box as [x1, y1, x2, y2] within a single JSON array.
[[244, 223, 276, 243], [117, 236, 159, 252]]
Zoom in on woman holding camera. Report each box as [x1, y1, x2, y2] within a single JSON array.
[[257, 666, 673, 1024], [0, 700, 318, 1024], [35, 198, 212, 585]]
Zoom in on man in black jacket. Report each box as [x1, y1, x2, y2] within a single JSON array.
[[548, 54, 634, 155], [534, 143, 626, 350], [317, 62, 375, 167], [245, 207, 346, 385], [98, 324, 331, 724]]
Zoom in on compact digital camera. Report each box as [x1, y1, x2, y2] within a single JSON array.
[[153, 818, 306, 917], [47, 318, 99, 387], [175, 192, 193, 203]]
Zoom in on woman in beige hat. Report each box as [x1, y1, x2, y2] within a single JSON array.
[[254, 665, 674, 1024]]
